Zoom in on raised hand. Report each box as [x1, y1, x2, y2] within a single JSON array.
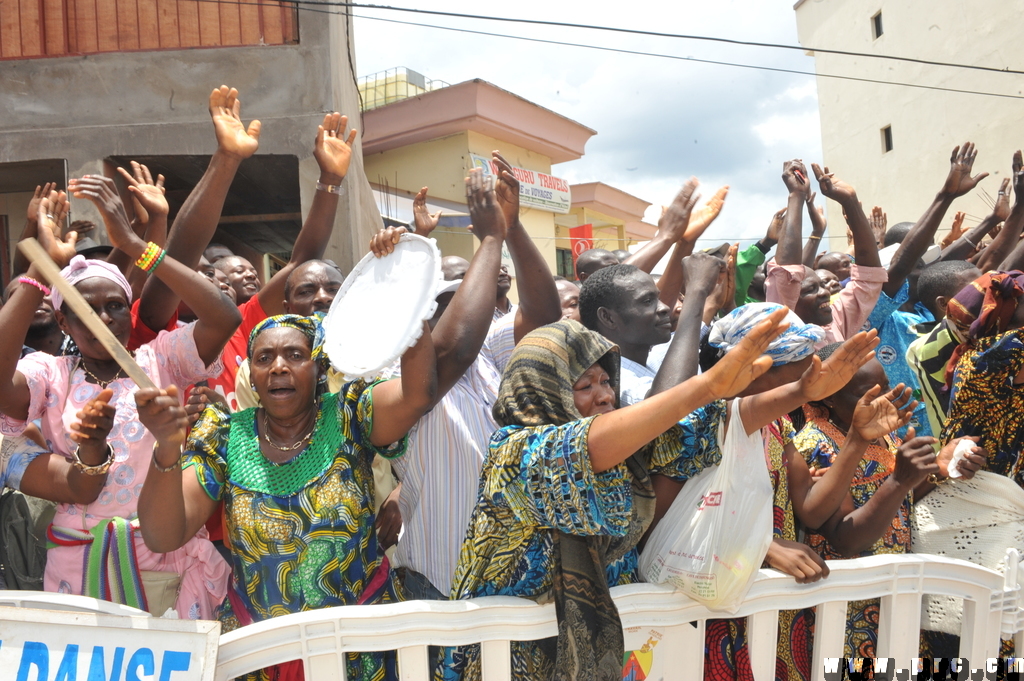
[[703, 306, 790, 399], [782, 160, 810, 197], [69, 388, 116, 450], [851, 383, 917, 442], [117, 160, 168, 225], [1013, 151, 1024, 203], [681, 251, 725, 298], [765, 208, 787, 243], [412, 186, 441, 238], [939, 142, 988, 199], [684, 185, 728, 241], [707, 244, 738, 316], [812, 163, 858, 205], [936, 437, 986, 480], [658, 177, 701, 244], [941, 211, 967, 248], [36, 190, 78, 267], [492, 151, 521, 228], [209, 85, 261, 159], [135, 386, 189, 448], [465, 168, 507, 243], [994, 177, 1012, 221], [68, 175, 142, 258], [26, 182, 57, 225], [798, 330, 880, 402], [892, 428, 939, 489], [369, 225, 408, 259], [313, 112, 358, 184], [868, 206, 887, 246], [766, 538, 830, 584]]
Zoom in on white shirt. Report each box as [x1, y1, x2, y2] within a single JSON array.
[[619, 356, 658, 407], [391, 314, 517, 593]]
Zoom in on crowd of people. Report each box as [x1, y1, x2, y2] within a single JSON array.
[[1, 83, 1022, 681]]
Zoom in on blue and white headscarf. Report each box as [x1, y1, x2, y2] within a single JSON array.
[[709, 302, 824, 366]]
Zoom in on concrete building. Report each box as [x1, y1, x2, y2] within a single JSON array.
[[794, 0, 1024, 250], [0, 0, 380, 285], [359, 68, 655, 282]]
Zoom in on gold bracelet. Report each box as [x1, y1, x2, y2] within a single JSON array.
[[151, 441, 181, 473], [807, 235, 822, 241], [316, 181, 345, 196], [72, 445, 113, 475], [927, 473, 948, 485]]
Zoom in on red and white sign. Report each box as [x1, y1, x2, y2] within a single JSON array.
[[569, 223, 593, 259], [470, 154, 572, 214]]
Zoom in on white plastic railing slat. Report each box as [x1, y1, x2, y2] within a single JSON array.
[[811, 600, 848, 681], [480, 640, 512, 681], [397, 645, 431, 680], [877, 590, 922, 662], [747, 609, 780, 681]]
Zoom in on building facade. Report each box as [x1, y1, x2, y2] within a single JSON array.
[[0, 0, 380, 282], [794, 0, 1024, 249]]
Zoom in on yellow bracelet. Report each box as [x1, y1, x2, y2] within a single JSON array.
[[134, 242, 163, 273]]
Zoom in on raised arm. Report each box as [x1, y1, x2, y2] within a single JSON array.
[[367, 322, 437, 448], [735, 209, 783, 306], [492, 152, 561, 342], [113, 162, 169, 302], [587, 307, 789, 472], [13, 183, 59, 277], [255, 113, 357, 316], [789, 384, 916, 530], [369, 172, 508, 402], [777, 161, 810, 266], [649, 253, 723, 396], [624, 178, 700, 275], [991, 152, 1024, 271], [653, 183, 726, 308], [69, 176, 241, 365], [0, 194, 78, 420], [137, 86, 261, 332], [812, 164, 881, 269], [802, 192, 827, 267], [737, 330, 879, 435], [884, 143, 988, 296]]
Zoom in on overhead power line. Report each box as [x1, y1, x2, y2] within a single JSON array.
[[190, 0, 1024, 101], [333, 1, 1024, 76]]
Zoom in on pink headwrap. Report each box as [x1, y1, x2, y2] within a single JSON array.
[[50, 255, 133, 311]]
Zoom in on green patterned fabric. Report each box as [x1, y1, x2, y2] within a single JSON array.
[[183, 379, 406, 681]]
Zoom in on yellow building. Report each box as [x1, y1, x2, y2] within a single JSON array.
[[359, 69, 655, 282]]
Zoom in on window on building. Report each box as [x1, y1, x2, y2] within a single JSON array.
[[872, 11, 884, 39], [556, 248, 575, 279], [881, 125, 893, 153]]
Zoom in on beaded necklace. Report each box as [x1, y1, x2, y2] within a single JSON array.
[[226, 393, 343, 496]]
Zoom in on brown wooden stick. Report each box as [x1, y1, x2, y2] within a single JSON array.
[[18, 238, 156, 390]]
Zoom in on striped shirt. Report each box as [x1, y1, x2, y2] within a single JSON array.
[[392, 314, 517, 594]]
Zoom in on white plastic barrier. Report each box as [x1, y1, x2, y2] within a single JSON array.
[[0, 590, 150, 617], [213, 552, 1016, 681]]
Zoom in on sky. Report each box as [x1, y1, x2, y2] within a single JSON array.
[[352, 0, 825, 248]]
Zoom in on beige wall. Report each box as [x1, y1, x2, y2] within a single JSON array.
[[795, 0, 1024, 252]]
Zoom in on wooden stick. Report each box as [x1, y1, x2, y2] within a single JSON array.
[[18, 238, 156, 390]]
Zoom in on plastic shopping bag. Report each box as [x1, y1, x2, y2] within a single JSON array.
[[639, 398, 773, 613]]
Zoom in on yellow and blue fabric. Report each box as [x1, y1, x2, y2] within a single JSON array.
[[247, 313, 330, 390], [438, 320, 720, 681], [183, 380, 407, 681]]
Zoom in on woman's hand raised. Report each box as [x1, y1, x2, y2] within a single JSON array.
[[798, 330, 879, 403], [703, 306, 790, 400], [68, 175, 145, 260], [851, 383, 917, 442]]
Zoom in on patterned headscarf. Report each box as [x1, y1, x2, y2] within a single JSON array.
[[492, 319, 646, 679], [493, 319, 620, 427], [51, 255, 133, 311], [945, 271, 1024, 386], [709, 302, 824, 366], [248, 314, 329, 385]]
